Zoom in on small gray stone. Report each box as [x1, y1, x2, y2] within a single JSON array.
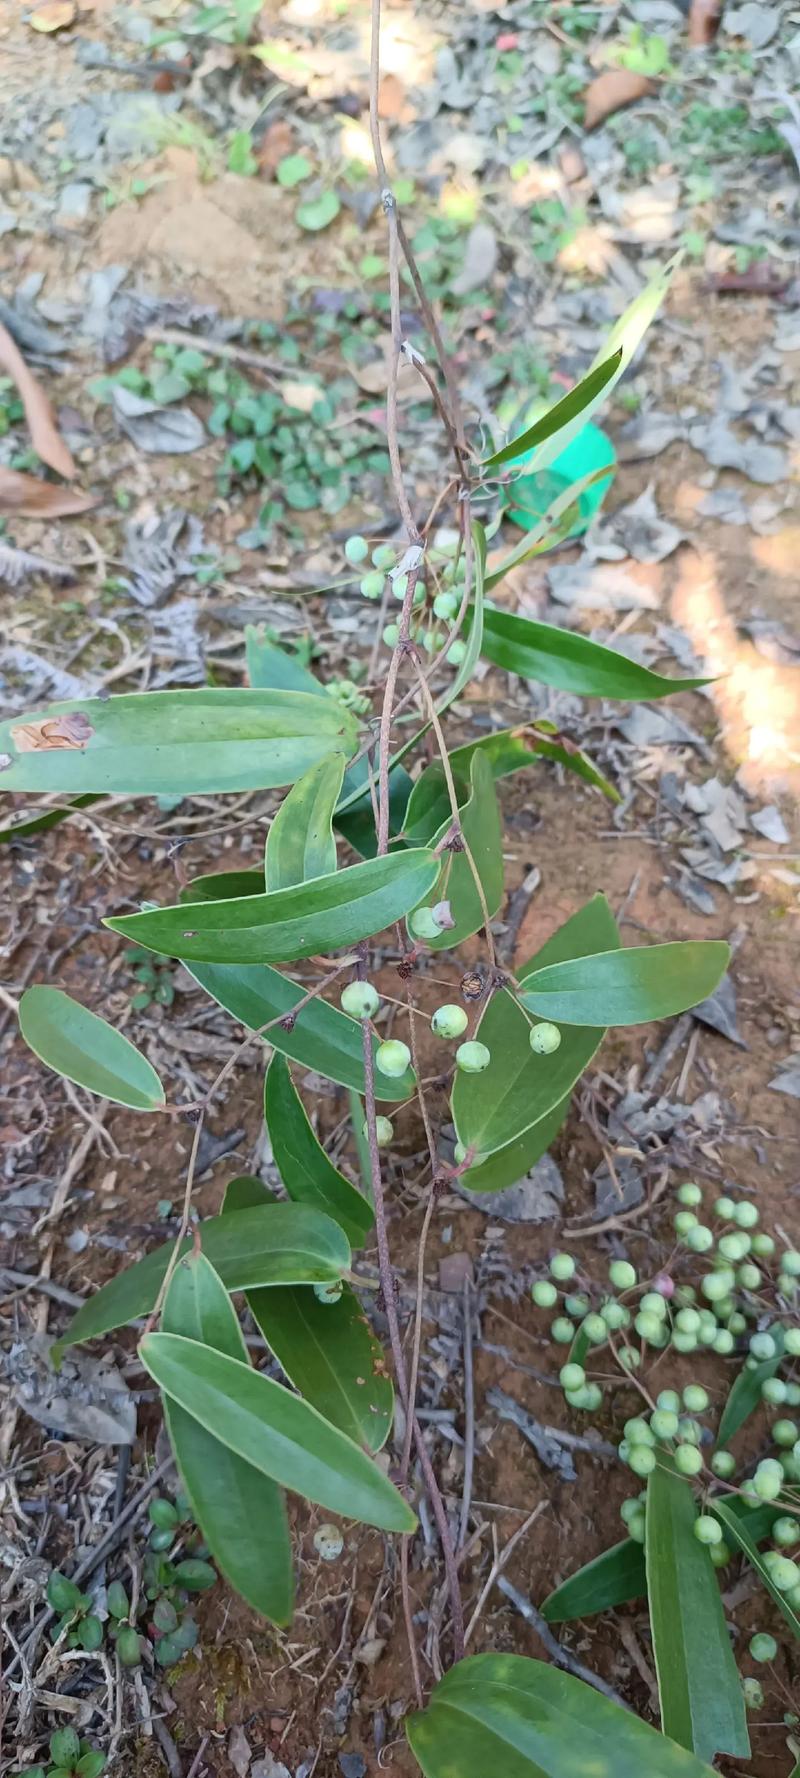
[[58, 183, 93, 224]]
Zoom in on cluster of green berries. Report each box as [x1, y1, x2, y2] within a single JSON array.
[[344, 530, 468, 662]]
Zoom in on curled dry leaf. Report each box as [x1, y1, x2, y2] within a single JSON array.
[[0, 321, 76, 478], [688, 0, 723, 45], [0, 467, 97, 519], [584, 70, 655, 131], [11, 713, 94, 753], [30, 0, 76, 30]]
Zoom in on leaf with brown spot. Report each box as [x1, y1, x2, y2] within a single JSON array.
[[11, 713, 94, 753], [30, 0, 76, 29], [0, 467, 97, 518], [0, 322, 77, 478], [584, 70, 655, 130]]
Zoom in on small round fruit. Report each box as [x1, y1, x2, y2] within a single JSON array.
[[582, 1313, 608, 1345], [657, 1389, 681, 1413], [560, 1363, 585, 1393], [345, 534, 369, 565], [686, 1225, 714, 1253], [727, 1310, 747, 1335], [650, 1408, 679, 1440], [671, 1330, 698, 1354], [676, 1308, 701, 1336], [734, 1200, 759, 1228], [431, 1004, 468, 1040], [715, 1195, 736, 1220], [372, 543, 396, 570], [711, 1450, 736, 1480], [625, 1418, 655, 1447], [447, 639, 467, 666], [391, 573, 408, 603], [382, 622, 399, 647], [769, 1555, 800, 1592], [749, 1632, 777, 1663], [551, 1317, 575, 1343], [683, 1384, 709, 1413], [571, 1382, 603, 1412], [694, 1515, 722, 1546], [752, 1232, 776, 1259], [456, 1040, 491, 1074], [678, 1182, 702, 1207], [678, 1418, 701, 1446], [675, 1444, 703, 1476], [786, 1329, 800, 1358], [635, 1311, 664, 1342], [629, 1445, 656, 1478], [641, 1292, 668, 1319], [314, 1523, 344, 1561], [783, 1251, 800, 1277], [609, 1260, 636, 1290], [375, 1039, 411, 1078], [360, 570, 385, 600], [772, 1516, 799, 1547], [433, 590, 458, 621], [364, 1115, 393, 1148], [738, 1263, 762, 1291], [341, 981, 380, 1020], [702, 1270, 735, 1302], [773, 1419, 799, 1448], [743, 1677, 765, 1710], [753, 1459, 783, 1501], [529, 1021, 562, 1056], [719, 1232, 748, 1262], [620, 1497, 642, 1526], [763, 1378, 788, 1407], [409, 906, 441, 941], [600, 1300, 629, 1330], [674, 1210, 698, 1236], [750, 1332, 777, 1361], [550, 1252, 576, 1282], [710, 1541, 731, 1568], [618, 1346, 641, 1371], [532, 1280, 558, 1309], [564, 1292, 590, 1319], [628, 1511, 646, 1543]]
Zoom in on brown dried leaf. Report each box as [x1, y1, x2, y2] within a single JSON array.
[[688, 0, 723, 45], [30, 1, 76, 31], [584, 70, 655, 131], [11, 713, 94, 753], [0, 467, 96, 518], [0, 321, 76, 478]]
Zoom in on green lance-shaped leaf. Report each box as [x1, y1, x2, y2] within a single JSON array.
[[0, 688, 359, 797], [646, 1452, 750, 1764], [264, 1053, 373, 1246], [718, 1326, 785, 1445], [438, 520, 487, 714], [183, 870, 265, 902], [161, 1253, 293, 1624], [57, 1203, 350, 1351], [223, 1176, 390, 1451], [185, 959, 414, 1100], [140, 1332, 415, 1533], [245, 625, 326, 697], [478, 607, 712, 700], [405, 750, 503, 951], [406, 1652, 719, 1778], [105, 849, 440, 965], [519, 939, 729, 1028], [449, 724, 618, 802], [541, 1538, 646, 1624], [483, 465, 613, 593], [19, 987, 165, 1112], [0, 793, 101, 846], [483, 348, 623, 470], [454, 894, 619, 1162], [265, 753, 344, 890], [459, 1094, 569, 1196], [711, 1497, 800, 1640]]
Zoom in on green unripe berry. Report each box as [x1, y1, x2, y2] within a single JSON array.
[[683, 1384, 709, 1413], [582, 1313, 608, 1345], [640, 1292, 668, 1318], [710, 1540, 731, 1568], [382, 622, 399, 647], [600, 1300, 629, 1330], [686, 1224, 714, 1253], [628, 1445, 656, 1477], [365, 1116, 393, 1147], [390, 573, 408, 603], [752, 1232, 776, 1258], [671, 1331, 698, 1354], [564, 1292, 590, 1319], [701, 1270, 734, 1302], [711, 1449, 737, 1480], [409, 906, 441, 941], [375, 1039, 411, 1079], [727, 1310, 747, 1335], [678, 1418, 702, 1446], [657, 1389, 682, 1413], [628, 1511, 646, 1543], [694, 1515, 722, 1546], [784, 1328, 800, 1357], [529, 1021, 562, 1056], [738, 1263, 762, 1291], [447, 639, 467, 666], [787, 1383, 800, 1406], [676, 1307, 701, 1335], [783, 1251, 800, 1277], [714, 1296, 735, 1321], [768, 1555, 800, 1591], [782, 1454, 800, 1481], [743, 1677, 765, 1710], [763, 1378, 788, 1406], [734, 1200, 759, 1228], [772, 1515, 798, 1546], [678, 1182, 702, 1207], [372, 543, 396, 570], [456, 1040, 491, 1074], [773, 1419, 798, 1448], [786, 1584, 800, 1610], [674, 1210, 698, 1236], [750, 1332, 777, 1361], [360, 570, 385, 599], [635, 1311, 664, 1343], [754, 1459, 783, 1500], [551, 1317, 575, 1343], [650, 1408, 679, 1440], [431, 1003, 469, 1040], [560, 1363, 585, 1393], [532, 1280, 558, 1309], [713, 1329, 735, 1355], [341, 981, 380, 1019], [549, 1252, 576, 1283], [675, 1443, 703, 1476], [433, 590, 458, 621], [718, 1231, 747, 1262], [740, 1479, 762, 1506], [779, 1273, 797, 1297], [749, 1632, 777, 1662], [609, 1260, 636, 1290], [698, 1320, 717, 1347], [345, 534, 369, 565], [715, 1196, 736, 1220], [620, 1497, 642, 1526], [618, 1346, 640, 1371], [574, 1382, 603, 1412], [625, 1417, 655, 1446]]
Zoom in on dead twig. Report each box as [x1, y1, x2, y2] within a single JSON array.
[[497, 1577, 631, 1709]]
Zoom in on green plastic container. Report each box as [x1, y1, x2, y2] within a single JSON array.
[[502, 416, 616, 540]]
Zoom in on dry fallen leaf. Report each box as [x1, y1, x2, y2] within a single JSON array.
[[280, 379, 322, 414], [0, 466, 97, 519], [30, 0, 76, 30], [584, 70, 654, 131], [688, 0, 723, 44], [0, 322, 76, 478], [258, 118, 295, 175], [11, 713, 94, 753]]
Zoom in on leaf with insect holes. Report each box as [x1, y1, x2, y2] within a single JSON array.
[[477, 607, 712, 700], [454, 895, 620, 1162], [19, 987, 165, 1111], [405, 750, 503, 951], [483, 350, 623, 469], [161, 1253, 293, 1625], [265, 753, 344, 890], [56, 1202, 350, 1352], [141, 1332, 415, 1532], [264, 1053, 373, 1246], [407, 1653, 719, 1778], [646, 1452, 749, 1762], [226, 1173, 391, 1453], [519, 940, 730, 1027], [105, 849, 440, 965], [0, 689, 359, 797]]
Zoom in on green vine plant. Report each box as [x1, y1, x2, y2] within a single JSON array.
[[4, 7, 770, 1776]]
